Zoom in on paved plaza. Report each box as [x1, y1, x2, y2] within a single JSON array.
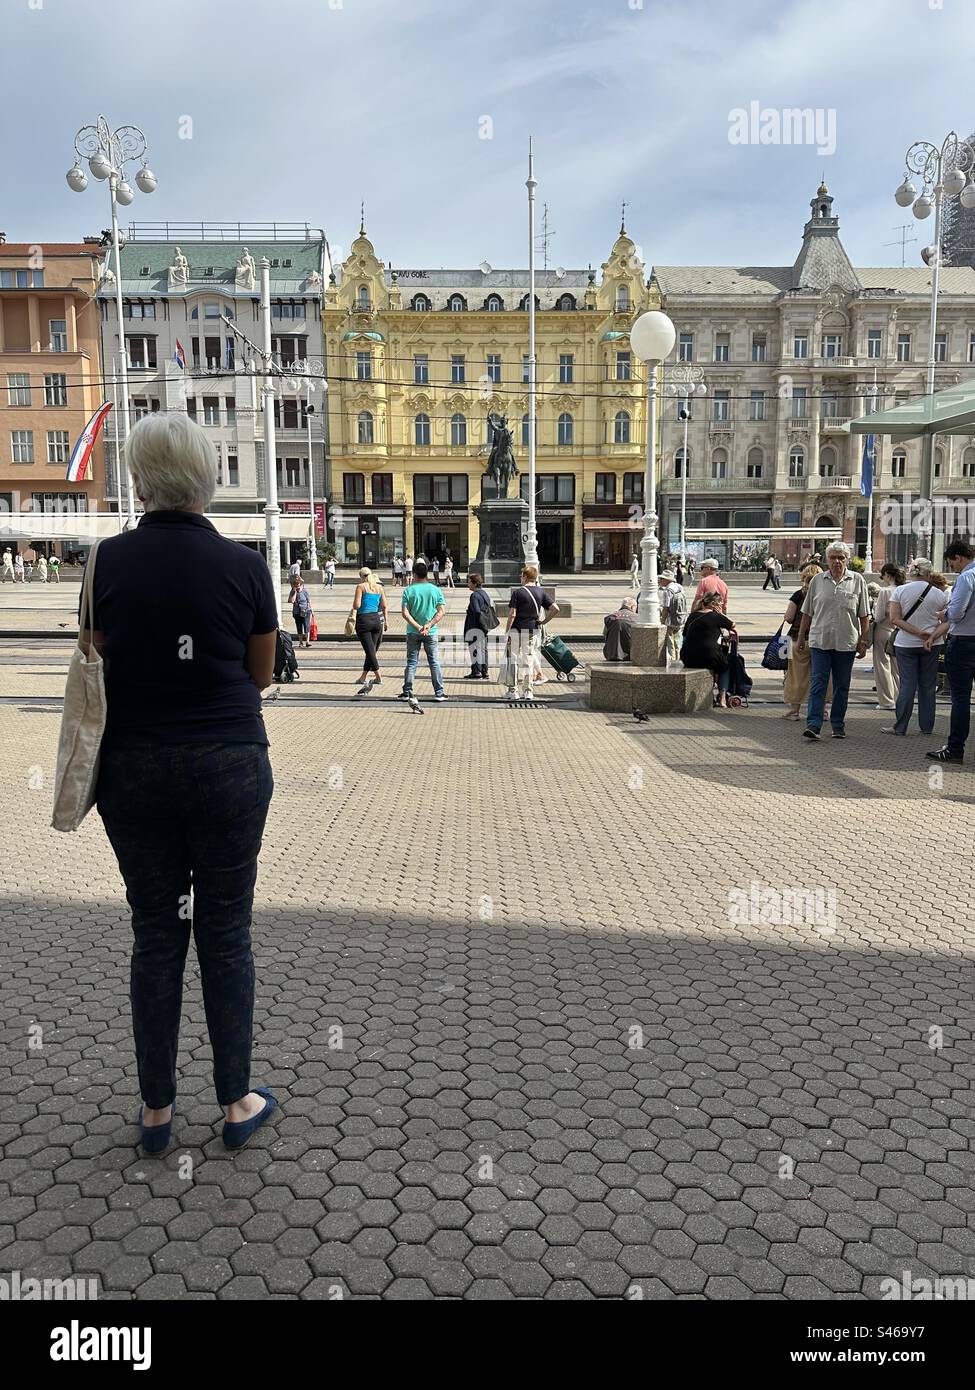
[[1, 588, 974, 1301]]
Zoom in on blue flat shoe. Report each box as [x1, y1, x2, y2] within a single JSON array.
[[139, 1099, 175, 1155], [222, 1088, 277, 1150]]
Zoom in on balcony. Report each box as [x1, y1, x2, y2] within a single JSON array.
[[818, 355, 857, 370], [820, 414, 851, 432], [660, 475, 769, 491], [708, 417, 733, 432]]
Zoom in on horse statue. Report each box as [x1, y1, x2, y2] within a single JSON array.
[[485, 413, 519, 499]]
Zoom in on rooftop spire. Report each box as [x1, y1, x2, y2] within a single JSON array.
[[359, 201, 365, 237], [620, 198, 627, 236]]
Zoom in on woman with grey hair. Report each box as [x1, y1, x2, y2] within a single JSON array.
[[85, 413, 280, 1153]]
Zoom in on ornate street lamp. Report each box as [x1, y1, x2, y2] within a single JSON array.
[[630, 311, 677, 626], [67, 116, 157, 526], [665, 364, 707, 561]]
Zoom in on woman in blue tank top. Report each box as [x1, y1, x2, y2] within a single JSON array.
[[351, 567, 388, 688]]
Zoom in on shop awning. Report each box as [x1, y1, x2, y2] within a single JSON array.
[[583, 518, 642, 531], [0, 512, 313, 542], [684, 527, 842, 539], [846, 378, 975, 439]]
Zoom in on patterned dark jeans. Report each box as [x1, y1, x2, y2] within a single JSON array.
[[97, 742, 273, 1108]]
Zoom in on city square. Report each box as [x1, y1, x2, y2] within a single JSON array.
[[2, 0, 975, 1360]]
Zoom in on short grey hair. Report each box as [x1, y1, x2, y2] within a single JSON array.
[[621, 596, 637, 610], [125, 413, 217, 512], [825, 541, 850, 559], [908, 556, 933, 576]]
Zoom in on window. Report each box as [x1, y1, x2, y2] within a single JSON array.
[[749, 391, 766, 421], [49, 320, 68, 352], [279, 457, 302, 488], [595, 472, 616, 502], [897, 332, 912, 362], [47, 430, 71, 464], [935, 332, 948, 363], [343, 473, 365, 504], [485, 294, 504, 312], [557, 412, 573, 446], [271, 335, 306, 366], [614, 410, 631, 443], [784, 510, 801, 527], [793, 331, 808, 359], [678, 333, 694, 362], [132, 397, 160, 420], [224, 454, 238, 487], [11, 430, 34, 463], [124, 300, 156, 319], [676, 397, 693, 422], [356, 285, 371, 311], [751, 333, 767, 362], [615, 351, 631, 381], [271, 301, 304, 320], [934, 446, 944, 480], [821, 393, 838, 419], [224, 396, 235, 426], [1, 269, 43, 287], [204, 300, 222, 319], [522, 355, 531, 384], [622, 473, 643, 502], [414, 354, 429, 385], [789, 446, 804, 478], [615, 286, 629, 311], [556, 294, 576, 311], [357, 411, 374, 444], [448, 294, 466, 312], [44, 374, 67, 407], [712, 391, 730, 422], [674, 448, 689, 478], [275, 398, 300, 430], [819, 445, 837, 477], [186, 398, 197, 421], [202, 396, 220, 426], [414, 413, 431, 446], [891, 448, 906, 479], [969, 332, 975, 365], [355, 351, 372, 381], [7, 374, 30, 406], [413, 474, 468, 503], [746, 447, 763, 478], [486, 354, 501, 384], [711, 448, 728, 480], [714, 333, 730, 363], [559, 354, 574, 384], [450, 414, 467, 446], [522, 414, 530, 447], [963, 447, 975, 478], [372, 473, 393, 503], [520, 294, 539, 311], [868, 329, 883, 359], [450, 354, 465, 384], [823, 333, 843, 358], [791, 387, 808, 420], [32, 492, 88, 512], [126, 335, 157, 369], [411, 294, 430, 312]]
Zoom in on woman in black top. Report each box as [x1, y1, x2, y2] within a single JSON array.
[[463, 572, 492, 678], [87, 414, 280, 1154], [680, 591, 735, 708]]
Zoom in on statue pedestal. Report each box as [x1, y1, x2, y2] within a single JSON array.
[[472, 497, 528, 588], [588, 622, 713, 714]]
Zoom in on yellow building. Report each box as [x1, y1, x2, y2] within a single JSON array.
[[323, 219, 658, 571]]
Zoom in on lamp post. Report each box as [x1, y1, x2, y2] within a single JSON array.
[[631, 311, 677, 627], [67, 116, 157, 528], [524, 138, 539, 571], [286, 358, 327, 574], [665, 363, 707, 560], [894, 131, 975, 561]]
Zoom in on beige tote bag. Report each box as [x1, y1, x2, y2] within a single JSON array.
[[51, 543, 107, 832]]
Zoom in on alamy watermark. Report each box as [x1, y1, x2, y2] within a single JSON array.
[[879, 492, 975, 536], [728, 102, 836, 157], [880, 1270, 975, 1300], [0, 1270, 98, 1300], [728, 881, 837, 935]]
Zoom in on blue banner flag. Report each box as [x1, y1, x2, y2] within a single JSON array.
[[860, 433, 874, 499]]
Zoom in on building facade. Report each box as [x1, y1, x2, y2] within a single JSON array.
[[651, 184, 975, 569], [0, 236, 105, 551], [98, 225, 327, 555], [322, 220, 657, 571]]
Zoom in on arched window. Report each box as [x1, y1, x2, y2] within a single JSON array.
[[934, 445, 945, 479], [891, 447, 907, 479], [711, 447, 728, 480], [616, 285, 630, 311], [411, 293, 430, 311], [614, 410, 631, 444], [448, 294, 466, 312], [963, 446, 975, 478], [556, 293, 576, 311], [415, 413, 431, 446], [747, 446, 763, 478], [356, 285, 370, 311], [789, 445, 804, 478], [485, 294, 503, 312], [522, 413, 530, 447], [450, 413, 467, 446], [557, 412, 573, 446], [520, 293, 540, 311], [357, 410, 374, 445], [819, 445, 837, 477], [675, 447, 689, 478]]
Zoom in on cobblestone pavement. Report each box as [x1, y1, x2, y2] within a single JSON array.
[[1, 647, 973, 1300]]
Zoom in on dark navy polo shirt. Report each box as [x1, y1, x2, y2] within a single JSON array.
[[86, 511, 278, 746]]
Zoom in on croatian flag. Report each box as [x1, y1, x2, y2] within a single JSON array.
[[859, 433, 875, 499], [174, 338, 186, 371], [66, 402, 112, 482]]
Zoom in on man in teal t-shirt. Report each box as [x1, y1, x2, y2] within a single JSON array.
[[400, 559, 448, 700]]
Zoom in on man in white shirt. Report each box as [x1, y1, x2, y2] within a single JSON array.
[[797, 542, 870, 741]]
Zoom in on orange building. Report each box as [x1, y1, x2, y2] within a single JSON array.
[[0, 235, 105, 554]]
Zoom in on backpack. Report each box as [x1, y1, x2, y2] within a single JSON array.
[[666, 585, 688, 628]]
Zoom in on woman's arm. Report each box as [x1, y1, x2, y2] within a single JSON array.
[[783, 600, 798, 629], [246, 631, 276, 690], [352, 582, 363, 613], [889, 599, 927, 640]]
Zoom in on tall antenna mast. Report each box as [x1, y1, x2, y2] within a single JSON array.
[[884, 223, 917, 268], [536, 201, 555, 271]]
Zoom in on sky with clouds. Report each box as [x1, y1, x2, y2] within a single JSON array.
[[3, 0, 974, 274]]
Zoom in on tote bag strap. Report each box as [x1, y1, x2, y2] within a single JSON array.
[[79, 542, 100, 656]]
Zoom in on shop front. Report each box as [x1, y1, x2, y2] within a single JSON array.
[[331, 505, 405, 568], [536, 507, 576, 571], [583, 507, 641, 570], [413, 505, 470, 571]]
